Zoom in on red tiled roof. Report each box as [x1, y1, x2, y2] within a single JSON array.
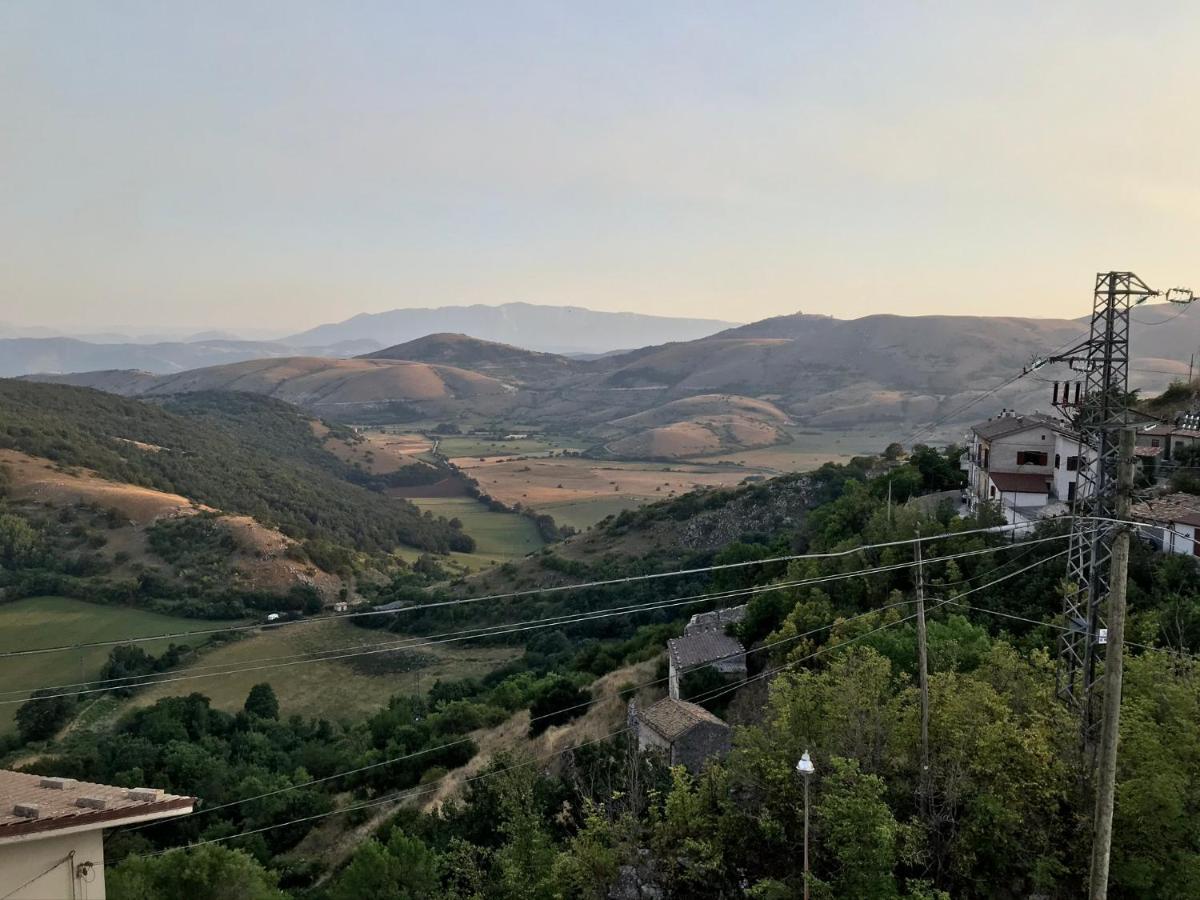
[[1131, 493, 1200, 529], [0, 770, 192, 842], [989, 472, 1052, 494]]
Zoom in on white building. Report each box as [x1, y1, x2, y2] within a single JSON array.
[[963, 411, 1088, 527], [1131, 493, 1200, 558], [0, 770, 192, 899]]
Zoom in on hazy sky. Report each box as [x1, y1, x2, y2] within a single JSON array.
[[3, 2, 1199, 335]]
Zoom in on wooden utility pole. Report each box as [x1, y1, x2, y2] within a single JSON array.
[[1088, 427, 1136, 899], [915, 525, 930, 818]]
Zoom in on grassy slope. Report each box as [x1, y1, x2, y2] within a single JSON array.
[[126, 618, 519, 724], [0, 597, 244, 733], [406, 497, 545, 564]]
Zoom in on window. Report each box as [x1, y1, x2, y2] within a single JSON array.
[[1066, 456, 1079, 472], [1017, 451, 1048, 466], [990, 485, 997, 498], [1068, 482, 1076, 502], [1151, 438, 1160, 448], [1055, 454, 1061, 469]]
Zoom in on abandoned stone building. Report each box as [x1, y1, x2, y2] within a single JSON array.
[[629, 698, 732, 772], [666, 629, 747, 700], [683, 604, 747, 636]]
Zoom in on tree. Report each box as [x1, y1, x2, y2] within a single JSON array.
[[813, 756, 903, 899], [243, 683, 279, 720], [329, 829, 440, 900], [0, 512, 40, 567], [528, 677, 590, 736], [106, 844, 287, 900], [15, 689, 75, 743]]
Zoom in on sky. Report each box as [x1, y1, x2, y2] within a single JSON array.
[[3, 2, 1200, 336]]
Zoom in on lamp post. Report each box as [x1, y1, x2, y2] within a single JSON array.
[[797, 750, 816, 900]]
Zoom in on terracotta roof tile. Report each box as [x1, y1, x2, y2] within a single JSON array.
[[1131, 493, 1200, 529], [0, 770, 192, 841]]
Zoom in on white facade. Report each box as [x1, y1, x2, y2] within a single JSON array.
[[1160, 522, 1198, 556], [0, 830, 105, 899], [964, 411, 1087, 526], [1130, 494, 1200, 558]]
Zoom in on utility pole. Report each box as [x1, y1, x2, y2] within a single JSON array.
[[1088, 428, 1136, 899], [1038, 273, 1192, 751], [915, 526, 930, 819]]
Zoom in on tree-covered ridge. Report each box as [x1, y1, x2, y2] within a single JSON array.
[[0, 380, 469, 553]]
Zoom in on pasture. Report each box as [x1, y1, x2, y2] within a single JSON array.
[[127, 618, 519, 724], [451, 456, 758, 531], [404, 496, 546, 569], [0, 597, 244, 733]]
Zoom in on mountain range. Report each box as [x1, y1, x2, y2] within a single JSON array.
[[282, 302, 739, 355], [1, 303, 739, 376], [23, 303, 1200, 456]]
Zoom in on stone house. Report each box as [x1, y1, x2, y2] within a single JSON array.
[[683, 605, 747, 636], [629, 698, 731, 772], [666, 630, 747, 700]]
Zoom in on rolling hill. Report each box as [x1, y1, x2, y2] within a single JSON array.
[[23, 305, 1200, 455], [362, 333, 585, 383]]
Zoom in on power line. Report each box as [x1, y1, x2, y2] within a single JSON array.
[[5, 535, 1072, 704], [115, 549, 1065, 845], [902, 326, 1096, 446], [0, 522, 1056, 660], [113, 588, 943, 863]]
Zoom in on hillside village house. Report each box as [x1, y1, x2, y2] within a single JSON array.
[[629, 698, 732, 772], [963, 411, 1087, 527], [1137, 411, 1200, 463], [1131, 493, 1200, 557], [0, 770, 192, 899], [666, 629, 747, 700]]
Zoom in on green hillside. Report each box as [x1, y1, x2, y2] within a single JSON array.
[[0, 380, 469, 554]]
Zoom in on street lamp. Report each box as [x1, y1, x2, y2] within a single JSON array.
[[796, 751, 816, 900]]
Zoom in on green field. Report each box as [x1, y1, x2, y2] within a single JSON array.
[[128, 618, 519, 724], [542, 496, 642, 531], [407, 497, 546, 569], [0, 597, 244, 734]]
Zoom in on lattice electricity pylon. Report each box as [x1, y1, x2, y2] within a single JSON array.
[[1033, 274, 1158, 742]]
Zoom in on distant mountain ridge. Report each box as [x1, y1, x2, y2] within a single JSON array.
[[21, 305, 1200, 453], [0, 336, 381, 378], [285, 301, 740, 355]]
